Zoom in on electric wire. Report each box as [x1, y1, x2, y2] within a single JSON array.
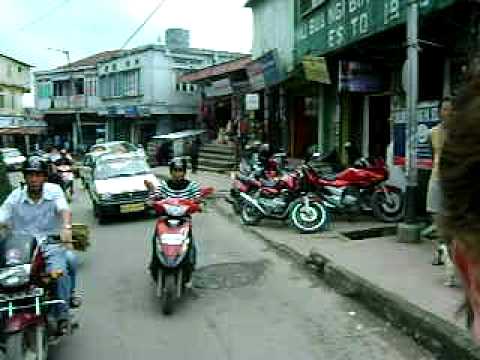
[[17, 0, 71, 32], [120, 0, 167, 49]]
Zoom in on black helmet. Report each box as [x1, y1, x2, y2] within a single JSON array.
[[169, 157, 187, 173], [23, 156, 48, 174]]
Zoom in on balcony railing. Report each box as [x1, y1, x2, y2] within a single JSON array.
[[37, 95, 99, 111]]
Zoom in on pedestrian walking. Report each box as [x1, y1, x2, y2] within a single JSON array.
[[439, 73, 480, 341], [425, 97, 454, 265], [190, 136, 201, 174]]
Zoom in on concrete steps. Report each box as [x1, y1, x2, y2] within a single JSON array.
[[197, 142, 237, 173]]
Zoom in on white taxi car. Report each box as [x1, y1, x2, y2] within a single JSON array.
[[88, 153, 159, 223]]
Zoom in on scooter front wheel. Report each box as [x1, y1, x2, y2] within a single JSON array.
[[161, 273, 176, 315]]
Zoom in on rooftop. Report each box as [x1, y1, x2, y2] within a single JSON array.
[[179, 56, 252, 83], [0, 53, 33, 68], [57, 50, 124, 69]]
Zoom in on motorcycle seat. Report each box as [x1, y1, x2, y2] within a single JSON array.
[[320, 173, 337, 181], [261, 179, 278, 188], [237, 174, 254, 182]]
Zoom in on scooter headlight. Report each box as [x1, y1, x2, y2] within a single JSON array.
[[0, 266, 29, 287], [164, 204, 187, 217]]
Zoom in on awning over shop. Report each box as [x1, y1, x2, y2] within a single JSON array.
[[179, 56, 252, 83], [0, 116, 48, 135]]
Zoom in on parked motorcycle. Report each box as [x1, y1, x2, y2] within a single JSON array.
[[150, 187, 214, 315], [239, 169, 329, 233], [56, 164, 74, 203], [0, 233, 77, 360], [304, 154, 404, 222], [228, 151, 292, 215]]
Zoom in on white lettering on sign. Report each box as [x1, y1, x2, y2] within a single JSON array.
[[384, 0, 400, 25], [328, 26, 345, 48], [348, 0, 370, 14], [327, 0, 346, 25], [350, 12, 369, 37]]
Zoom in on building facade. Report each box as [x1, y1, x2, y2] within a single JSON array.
[[0, 53, 46, 152], [35, 50, 123, 152], [34, 29, 245, 152], [0, 54, 31, 117]]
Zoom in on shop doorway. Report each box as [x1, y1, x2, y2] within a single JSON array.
[[291, 96, 318, 158], [368, 96, 391, 160]]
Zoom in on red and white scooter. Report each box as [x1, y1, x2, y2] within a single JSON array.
[[149, 187, 213, 315]]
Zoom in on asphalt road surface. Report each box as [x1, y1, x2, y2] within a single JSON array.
[[46, 184, 433, 360]]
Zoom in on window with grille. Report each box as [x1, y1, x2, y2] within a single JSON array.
[[99, 70, 140, 98]]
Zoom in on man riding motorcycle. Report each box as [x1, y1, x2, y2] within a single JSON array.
[[145, 158, 201, 287], [0, 156, 79, 335], [54, 149, 75, 199]]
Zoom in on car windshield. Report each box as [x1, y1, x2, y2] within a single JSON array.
[[94, 158, 150, 180], [2, 149, 21, 158]]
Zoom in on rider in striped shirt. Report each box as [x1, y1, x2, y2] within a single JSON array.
[[146, 157, 200, 286]]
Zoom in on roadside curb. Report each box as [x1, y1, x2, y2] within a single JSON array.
[[307, 251, 480, 360], [214, 197, 480, 359]]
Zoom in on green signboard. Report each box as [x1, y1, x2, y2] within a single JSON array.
[[296, 0, 457, 59]]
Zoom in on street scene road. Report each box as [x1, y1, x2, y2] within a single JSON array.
[[46, 182, 433, 360]]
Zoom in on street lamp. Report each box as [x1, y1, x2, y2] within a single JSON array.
[[47, 48, 71, 65]]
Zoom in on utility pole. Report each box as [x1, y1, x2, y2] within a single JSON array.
[[398, 0, 421, 242]]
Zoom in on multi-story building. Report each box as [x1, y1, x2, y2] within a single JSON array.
[[0, 53, 31, 117], [96, 28, 245, 146], [0, 53, 46, 152], [34, 50, 124, 151], [34, 29, 246, 152]]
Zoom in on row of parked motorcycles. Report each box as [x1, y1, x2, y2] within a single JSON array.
[[227, 146, 405, 233]]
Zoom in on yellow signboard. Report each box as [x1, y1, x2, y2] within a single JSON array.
[[303, 56, 331, 84]]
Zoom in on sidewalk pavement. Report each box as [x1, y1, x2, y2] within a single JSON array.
[[152, 167, 480, 358]]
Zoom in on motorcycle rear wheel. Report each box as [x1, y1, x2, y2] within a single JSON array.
[[161, 274, 176, 315], [371, 190, 404, 223], [290, 201, 329, 233], [240, 203, 262, 226]]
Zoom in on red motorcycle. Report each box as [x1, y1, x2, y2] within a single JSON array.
[[0, 234, 76, 359], [150, 188, 213, 315], [239, 169, 329, 233], [227, 152, 291, 215], [303, 155, 404, 222]]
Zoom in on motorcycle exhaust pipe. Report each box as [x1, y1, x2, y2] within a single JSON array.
[[239, 192, 266, 215]]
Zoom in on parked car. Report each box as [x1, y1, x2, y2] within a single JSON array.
[[89, 141, 144, 156], [0, 148, 26, 171], [79, 141, 145, 188], [87, 153, 159, 223]]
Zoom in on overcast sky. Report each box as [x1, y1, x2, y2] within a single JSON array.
[[1, 0, 253, 71]]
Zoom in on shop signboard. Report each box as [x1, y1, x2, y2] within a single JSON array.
[[247, 50, 284, 91], [125, 106, 138, 118], [303, 56, 331, 84], [296, 0, 457, 59], [245, 94, 260, 111], [205, 78, 233, 97], [338, 61, 386, 93], [392, 101, 440, 169]]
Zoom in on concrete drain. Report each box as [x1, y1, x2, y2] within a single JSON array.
[[341, 226, 397, 240], [193, 260, 268, 289]]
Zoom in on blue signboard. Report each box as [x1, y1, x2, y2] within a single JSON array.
[[392, 101, 440, 169]]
